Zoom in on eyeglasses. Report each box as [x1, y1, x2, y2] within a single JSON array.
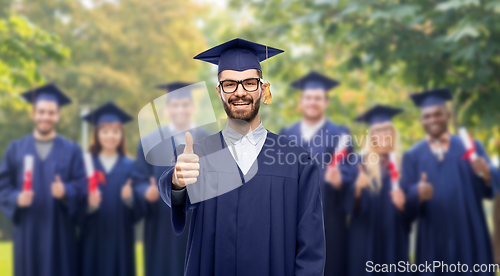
[[219, 78, 262, 93]]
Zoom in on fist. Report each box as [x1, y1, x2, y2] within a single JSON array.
[[471, 157, 491, 182], [17, 190, 34, 207], [325, 166, 342, 190], [88, 190, 102, 209], [418, 172, 433, 203], [354, 164, 370, 197], [172, 132, 200, 190], [390, 188, 405, 212], [121, 179, 133, 201], [51, 175, 66, 199], [145, 176, 159, 203]]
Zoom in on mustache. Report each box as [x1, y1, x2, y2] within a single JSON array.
[[228, 96, 253, 103]]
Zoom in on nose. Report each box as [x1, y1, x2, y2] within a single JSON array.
[[233, 83, 247, 98]]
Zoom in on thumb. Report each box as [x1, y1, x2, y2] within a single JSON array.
[[183, 132, 194, 154], [149, 176, 156, 186], [55, 175, 61, 184], [420, 172, 427, 183], [126, 179, 132, 186]]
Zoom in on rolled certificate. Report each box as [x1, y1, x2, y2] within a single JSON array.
[[23, 155, 34, 191], [388, 152, 399, 190], [459, 127, 477, 162], [329, 134, 350, 168], [83, 153, 97, 193]]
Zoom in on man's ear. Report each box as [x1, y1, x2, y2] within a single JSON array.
[[216, 85, 223, 102], [29, 107, 35, 120]]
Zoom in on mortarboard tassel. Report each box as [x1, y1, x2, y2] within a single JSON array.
[[262, 45, 272, 105]]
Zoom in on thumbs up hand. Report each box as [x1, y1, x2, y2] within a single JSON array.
[[145, 176, 160, 203], [354, 164, 370, 197], [325, 166, 342, 190], [121, 179, 133, 201], [52, 175, 66, 199], [172, 132, 200, 190], [88, 189, 101, 209], [418, 172, 433, 203]]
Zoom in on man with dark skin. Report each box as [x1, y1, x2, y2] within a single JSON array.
[[401, 88, 499, 275]]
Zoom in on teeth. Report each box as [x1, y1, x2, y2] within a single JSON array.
[[233, 102, 250, 105]]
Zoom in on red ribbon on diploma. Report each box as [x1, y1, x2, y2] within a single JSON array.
[[88, 170, 106, 193], [388, 161, 399, 184], [462, 136, 476, 162], [330, 148, 348, 168], [23, 171, 32, 191]]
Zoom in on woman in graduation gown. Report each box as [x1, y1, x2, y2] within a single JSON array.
[[345, 105, 410, 276], [78, 102, 141, 276]]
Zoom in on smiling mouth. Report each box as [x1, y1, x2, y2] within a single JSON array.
[[232, 101, 251, 107]]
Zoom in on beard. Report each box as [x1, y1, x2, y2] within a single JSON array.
[[223, 94, 261, 122], [35, 122, 56, 136]]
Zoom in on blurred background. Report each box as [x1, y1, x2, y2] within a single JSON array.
[[1, 0, 500, 275]]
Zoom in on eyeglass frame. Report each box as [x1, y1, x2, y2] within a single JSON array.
[[218, 78, 264, 94]]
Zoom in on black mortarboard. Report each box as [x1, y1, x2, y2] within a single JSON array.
[[82, 102, 132, 126], [193, 38, 284, 74], [21, 83, 71, 107], [355, 105, 403, 126], [291, 71, 340, 91], [410, 88, 452, 109]]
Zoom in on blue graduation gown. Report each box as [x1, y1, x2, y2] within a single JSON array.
[[132, 127, 210, 276], [401, 135, 500, 275], [158, 131, 325, 276], [280, 120, 353, 276], [344, 156, 410, 276], [0, 134, 87, 276], [78, 155, 140, 276]]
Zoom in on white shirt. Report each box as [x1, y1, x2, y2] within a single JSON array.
[[301, 117, 326, 142], [222, 122, 267, 175]]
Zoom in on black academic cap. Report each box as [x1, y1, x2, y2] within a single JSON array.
[[410, 88, 452, 109], [355, 105, 403, 126], [21, 83, 71, 107], [193, 38, 284, 74], [291, 71, 340, 91], [82, 102, 132, 126]]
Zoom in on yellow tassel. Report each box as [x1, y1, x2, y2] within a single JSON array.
[[263, 81, 272, 105]]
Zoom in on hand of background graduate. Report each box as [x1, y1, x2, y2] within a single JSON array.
[[88, 189, 101, 209], [172, 132, 200, 190], [144, 176, 159, 203], [17, 190, 34, 207], [325, 166, 342, 190], [354, 165, 370, 198], [390, 188, 405, 212], [471, 157, 491, 184], [121, 179, 133, 201], [51, 175, 66, 199], [418, 172, 433, 203]]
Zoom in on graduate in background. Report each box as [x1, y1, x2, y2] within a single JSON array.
[[401, 88, 500, 275], [132, 83, 210, 276], [0, 84, 87, 276], [78, 102, 141, 276], [345, 105, 409, 276], [280, 71, 353, 276], [158, 38, 325, 275]]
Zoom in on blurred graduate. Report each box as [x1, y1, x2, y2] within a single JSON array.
[[131, 83, 210, 276], [279, 71, 353, 276], [345, 105, 410, 276], [78, 102, 141, 276], [401, 89, 500, 275], [0, 84, 87, 276], [157, 38, 325, 275]]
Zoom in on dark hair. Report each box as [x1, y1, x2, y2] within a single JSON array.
[[88, 122, 127, 156], [217, 69, 263, 81]]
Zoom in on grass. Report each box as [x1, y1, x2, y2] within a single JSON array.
[[0, 241, 145, 276]]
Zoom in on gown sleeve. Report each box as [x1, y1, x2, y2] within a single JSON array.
[[61, 144, 88, 218], [0, 142, 21, 224], [400, 151, 420, 223], [294, 157, 326, 276], [473, 139, 500, 198]]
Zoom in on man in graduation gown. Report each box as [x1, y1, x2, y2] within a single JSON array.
[[157, 38, 325, 275], [401, 88, 500, 275], [0, 84, 87, 276], [132, 83, 210, 276], [279, 71, 353, 276]]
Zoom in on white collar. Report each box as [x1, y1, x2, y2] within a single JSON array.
[[222, 122, 266, 146]]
